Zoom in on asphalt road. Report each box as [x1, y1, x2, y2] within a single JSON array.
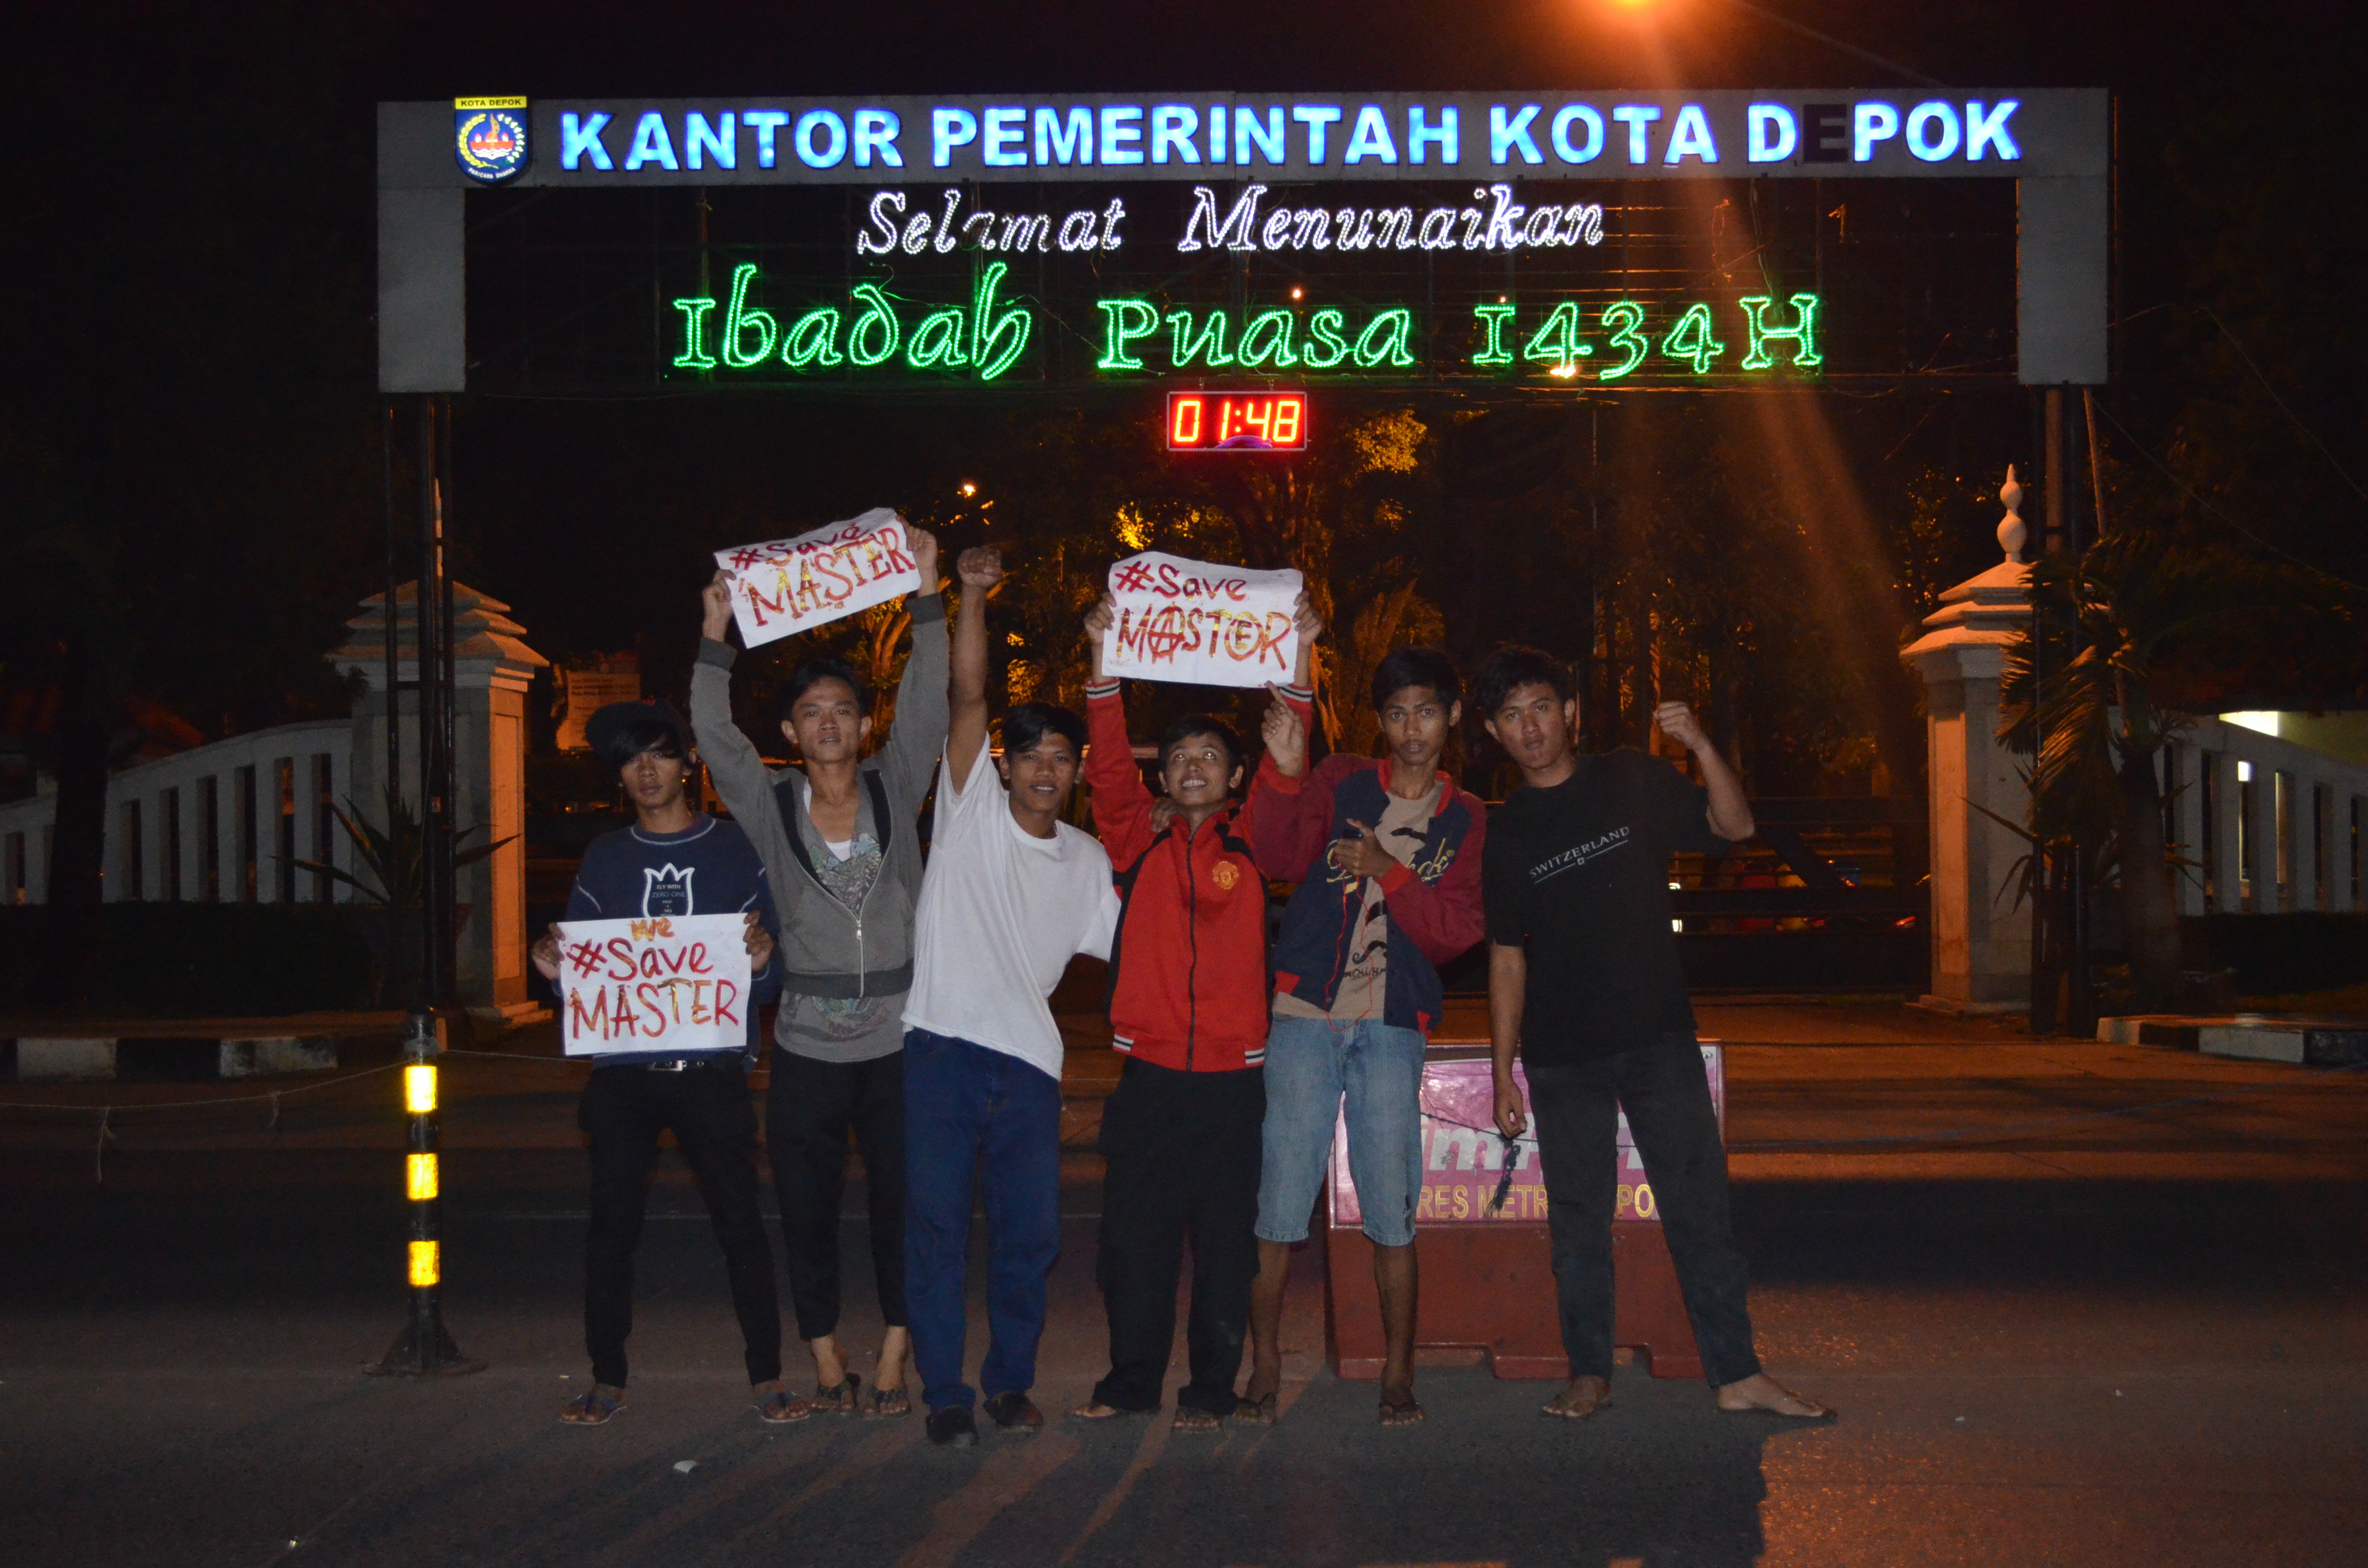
[[6, 1005, 2368, 1567]]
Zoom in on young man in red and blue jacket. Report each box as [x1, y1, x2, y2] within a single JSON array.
[[1242, 646, 1488, 1428], [1067, 592, 1320, 1432]]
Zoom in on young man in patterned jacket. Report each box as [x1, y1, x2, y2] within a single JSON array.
[[1242, 648, 1488, 1427]]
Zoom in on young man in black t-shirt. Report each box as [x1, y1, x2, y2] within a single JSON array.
[[1476, 647, 1826, 1423]]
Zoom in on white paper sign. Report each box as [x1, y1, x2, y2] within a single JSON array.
[[556, 913, 754, 1058], [714, 507, 921, 648], [1099, 551, 1303, 689]]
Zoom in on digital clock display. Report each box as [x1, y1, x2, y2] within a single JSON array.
[[1166, 392, 1307, 452]]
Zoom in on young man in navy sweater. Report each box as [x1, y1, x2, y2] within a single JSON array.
[[530, 699, 799, 1426]]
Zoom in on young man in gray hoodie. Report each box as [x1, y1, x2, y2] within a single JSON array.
[[694, 516, 949, 1416]]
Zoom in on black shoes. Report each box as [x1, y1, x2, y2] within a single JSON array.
[[927, 1393, 1039, 1446], [982, 1391, 1042, 1434], [925, 1405, 978, 1448]]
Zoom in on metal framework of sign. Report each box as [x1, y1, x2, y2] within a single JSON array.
[[379, 89, 2108, 393]]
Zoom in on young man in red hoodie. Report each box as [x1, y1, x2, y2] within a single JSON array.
[[1069, 592, 1320, 1432]]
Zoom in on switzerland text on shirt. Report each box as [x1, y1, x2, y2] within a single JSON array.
[[1528, 825, 1631, 884]]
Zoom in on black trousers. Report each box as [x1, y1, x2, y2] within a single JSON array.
[[579, 1062, 782, 1389], [1090, 1058, 1265, 1416], [1527, 1033, 1763, 1388], [767, 1050, 908, 1340]]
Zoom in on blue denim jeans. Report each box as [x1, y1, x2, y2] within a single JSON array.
[[901, 1029, 1064, 1413], [1254, 1015, 1427, 1248]]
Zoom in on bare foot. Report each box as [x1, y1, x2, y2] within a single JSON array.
[[1171, 1406, 1222, 1433], [871, 1328, 911, 1402], [752, 1378, 809, 1424], [808, 1334, 848, 1393], [1542, 1376, 1611, 1419], [1234, 1391, 1279, 1426], [1378, 1384, 1425, 1427], [1715, 1372, 1831, 1419]]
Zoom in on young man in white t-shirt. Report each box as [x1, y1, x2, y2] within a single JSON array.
[[901, 545, 1121, 1448]]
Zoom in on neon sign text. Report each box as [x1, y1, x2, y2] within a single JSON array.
[[1179, 184, 1600, 254], [673, 261, 1033, 380], [547, 96, 2041, 179], [857, 189, 1126, 256], [668, 274, 1821, 383]]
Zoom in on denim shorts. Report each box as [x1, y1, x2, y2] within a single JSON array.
[[1254, 1015, 1427, 1248]]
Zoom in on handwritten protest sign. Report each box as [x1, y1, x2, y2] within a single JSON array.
[[714, 507, 921, 648], [1099, 551, 1303, 689], [557, 914, 753, 1058]]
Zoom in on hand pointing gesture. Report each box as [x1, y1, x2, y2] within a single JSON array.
[[1329, 819, 1398, 881]]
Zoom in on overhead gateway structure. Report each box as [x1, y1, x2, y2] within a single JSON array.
[[379, 89, 2108, 398]]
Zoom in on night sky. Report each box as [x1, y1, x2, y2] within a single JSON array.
[[3, 1, 2362, 776]]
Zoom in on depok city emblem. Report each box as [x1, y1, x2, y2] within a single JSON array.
[[454, 97, 529, 183]]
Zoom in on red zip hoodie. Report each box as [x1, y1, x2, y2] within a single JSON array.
[[1084, 681, 1271, 1071]]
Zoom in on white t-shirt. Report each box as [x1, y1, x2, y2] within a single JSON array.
[[902, 749, 1120, 1082]]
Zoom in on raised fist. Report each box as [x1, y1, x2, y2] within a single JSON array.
[[957, 546, 1004, 589], [702, 571, 735, 642], [907, 526, 941, 592], [1262, 688, 1308, 779], [1654, 701, 1709, 753]]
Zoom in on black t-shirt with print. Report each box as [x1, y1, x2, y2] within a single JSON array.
[[1483, 748, 1729, 1066]]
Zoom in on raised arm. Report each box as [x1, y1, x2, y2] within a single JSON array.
[[1081, 596, 1155, 866], [877, 527, 950, 808], [1241, 591, 1329, 877], [944, 546, 1003, 793], [1246, 685, 1336, 881], [693, 573, 782, 824], [1655, 701, 1754, 842]]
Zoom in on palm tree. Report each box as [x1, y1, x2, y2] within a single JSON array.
[[2000, 530, 2351, 1011]]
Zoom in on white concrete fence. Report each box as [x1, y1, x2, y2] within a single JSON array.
[[1, 580, 545, 1028], [1, 721, 354, 907], [1904, 470, 2368, 1013], [2167, 717, 2366, 917]]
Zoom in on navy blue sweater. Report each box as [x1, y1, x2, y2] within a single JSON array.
[[563, 815, 782, 1065]]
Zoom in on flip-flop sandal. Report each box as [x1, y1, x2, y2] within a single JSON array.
[[1542, 1393, 1611, 1420], [1234, 1393, 1279, 1426], [863, 1384, 912, 1419], [1721, 1401, 1837, 1423], [1378, 1394, 1426, 1427], [1068, 1403, 1151, 1421], [1171, 1408, 1224, 1433], [755, 1388, 810, 1424], [809, 1373, 860, 1414], [560, 1389, 623, 1425]]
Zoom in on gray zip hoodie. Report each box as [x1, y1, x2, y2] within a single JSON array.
[[689, 591, 948, 1062]]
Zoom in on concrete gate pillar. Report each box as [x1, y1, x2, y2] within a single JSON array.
[[332, 584, 547, 1021], [1900, 471, 2034, 1014]]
